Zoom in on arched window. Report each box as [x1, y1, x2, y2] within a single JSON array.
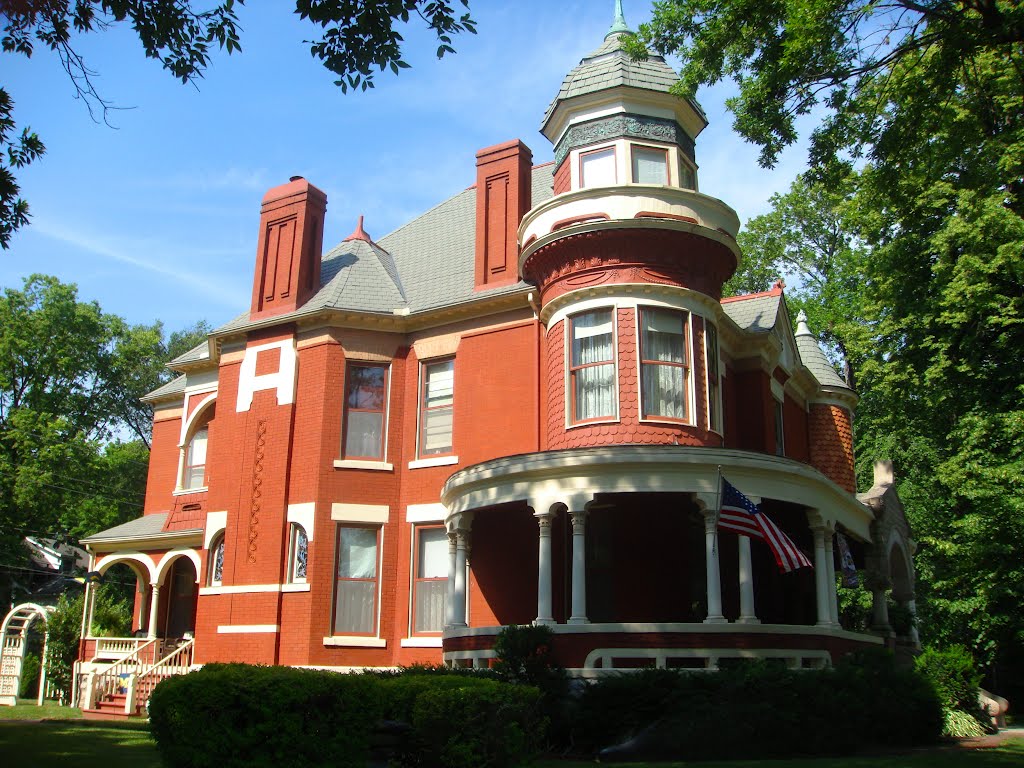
[[183, 425, 209, 490], [207, 534, 225, 587], [287, 524, 308, 584]]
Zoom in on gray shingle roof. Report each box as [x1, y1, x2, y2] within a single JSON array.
[[794, 312, 852, 392], [142, 374, 187, 402], [81, 513, 182, 543], [721, 292, 782, 333], [169, 340, 210, 367], [210, 165, 555, 336], [541, 32, 696, 130]]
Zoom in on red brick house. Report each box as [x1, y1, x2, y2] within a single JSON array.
[[74, 8, 916, 715]]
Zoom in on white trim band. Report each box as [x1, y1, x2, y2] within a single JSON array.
[[217, 624, 280, 634]]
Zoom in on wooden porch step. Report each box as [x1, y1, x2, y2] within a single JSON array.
[[82, 693, 143, 720]]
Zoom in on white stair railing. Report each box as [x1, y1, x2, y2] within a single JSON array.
[[90, 637, 160, 706], [128, 638, 195, 714]]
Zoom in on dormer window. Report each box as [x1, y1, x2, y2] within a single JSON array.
[[631, 146, 669, 184], [581, 147, 616, 188]]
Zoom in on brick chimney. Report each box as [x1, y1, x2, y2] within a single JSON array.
[[250, 176, 328, 320], [474, 140, 533, 290]]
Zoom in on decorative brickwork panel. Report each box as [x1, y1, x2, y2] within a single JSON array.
[[808, 403, 856, 492]]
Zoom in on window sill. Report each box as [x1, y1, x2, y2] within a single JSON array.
[[333, 459, 394, 471], [565, 417, 619, 431], [173, 486, 208, 496], [400, 637, 443, 648], [323, 636, 387, 648], [637, 417, 693, 427], [408, 455, 459, 470]]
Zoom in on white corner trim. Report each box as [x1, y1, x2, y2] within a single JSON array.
[[204, 511, 228, 550], [408, 456, 459, 470], [236, 338, 297, 412], [333, 459, 395, 471], [400, 637, 443, 648], [323, 636, 387, 648], [287, 502, 316, 542], [217, 624, 280, 634], [331, 503, 390, 524], [406, 503, 447, 523]]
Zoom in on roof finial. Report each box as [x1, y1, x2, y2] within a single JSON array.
[[795, 310, 812, 337], [343, 214, 372, 243], [606, 0, 630, 38]]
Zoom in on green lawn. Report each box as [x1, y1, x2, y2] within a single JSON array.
[[0, 699, 82, 720], [0, 716, 1020, 768]]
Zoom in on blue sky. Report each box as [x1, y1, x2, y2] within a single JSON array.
[[2, 1, 810, 333]]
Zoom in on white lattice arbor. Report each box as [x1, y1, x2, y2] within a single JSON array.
[[0, 603, 55, 706]]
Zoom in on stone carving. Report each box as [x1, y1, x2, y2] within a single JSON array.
[[248, 419, 268, 564]]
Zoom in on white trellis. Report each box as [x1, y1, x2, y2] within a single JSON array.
[[0, 603, 55, 707]]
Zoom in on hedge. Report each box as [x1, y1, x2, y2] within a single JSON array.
[[572, 649, 943, 760], [148, 664, 544, 768]]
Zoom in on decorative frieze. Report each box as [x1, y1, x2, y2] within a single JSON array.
[[554, 113, 696, 167]]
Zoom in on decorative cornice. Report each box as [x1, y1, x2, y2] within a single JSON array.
[[554, 113, 695, 168]]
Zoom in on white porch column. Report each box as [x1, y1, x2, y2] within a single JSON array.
[[701, 509, 727, 624], [871, 587, 891, 633], [535, 508, 558, 625], [445, 531, 457, 628], [737, 536, 759, 624], [452, 529, 469, 628], [825, 532, 840, 626], [906, 598, 921, 647], [87, 581, 98, 637], [811, 525, 831, 627], [147, 584, 161, 639], [568, 509, 589, 625]]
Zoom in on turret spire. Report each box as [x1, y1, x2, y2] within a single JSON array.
[[606, 0, 630, 38]]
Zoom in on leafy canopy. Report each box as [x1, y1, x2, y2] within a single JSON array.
[[0, 0, 476, 247]]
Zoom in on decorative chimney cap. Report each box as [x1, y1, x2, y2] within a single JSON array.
[[873, 460, 895, 487], [343, 215, 372, 243], [289, 175, 305, 182]]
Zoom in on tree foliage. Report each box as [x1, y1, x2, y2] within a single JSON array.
[[0, 275, 205, 574], [0, 0, 476, 247]]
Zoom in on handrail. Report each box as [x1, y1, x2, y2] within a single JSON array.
[[92, 637, 160, 702], [132, 638, 195, 711]]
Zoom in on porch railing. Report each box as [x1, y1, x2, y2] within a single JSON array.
[[128, 638, 195, 714], [90, 637, 160, 704]]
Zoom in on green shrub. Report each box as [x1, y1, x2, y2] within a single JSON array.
[[407, 679, 545, 768], [18, 652, 40, 699], [573, 650, 943, 760], [915, 645, 983, 712], [148, 663, 384, 768], [943, 707, 987, 738]]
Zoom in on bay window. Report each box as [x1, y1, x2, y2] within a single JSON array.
[[570, 309, 617, 423], [333, 526, 380, 635], [343, 364, 388, 460], [412, 526, 448, 633], [419, 359, 454, 457], [640, 307, 689, 421]]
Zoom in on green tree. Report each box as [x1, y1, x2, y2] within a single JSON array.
[[0, 0, 476, 247], [45, 588, 132, 699], [0, 275, 198, 570]]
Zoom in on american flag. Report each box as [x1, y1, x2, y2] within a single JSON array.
[[718, 478, 813, 573]]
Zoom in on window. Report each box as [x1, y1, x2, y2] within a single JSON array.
[[419, 359, 454, 457], [640, 307, 689, 421], [631, 146, 669, 184], [580, 147, 616, 187], [570, 309, 617, 423], [343, 365, 388, 460], [680, 161, 697, 190], [207, 534, 225, 587], [774, 399, 785, 456], [706, 323, 722, 432], [287, 524, 308, 584], [412, 526, 448, 633], [183, 425, 208, 489], [333, 526, 379, 635]]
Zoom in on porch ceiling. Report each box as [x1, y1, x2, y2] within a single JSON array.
[[441, 446, 874, 540]]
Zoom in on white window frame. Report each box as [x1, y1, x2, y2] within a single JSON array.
[[331, 524, 384, 641], [630, 143, 671, 185], [636, 305, 693, 424], [286, 523, 308, 585], [409, 524, 448, 636], [416, 358, 455, 460], [341, 362, 391, 462], [579, 145, 617, 188]]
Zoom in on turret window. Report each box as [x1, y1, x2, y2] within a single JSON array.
[[640, 307, 689, 421], [570, 309, 617, 423], [183, 425, 209, 490], [580, 147, 616, 188], [631, 146, 669, 184]]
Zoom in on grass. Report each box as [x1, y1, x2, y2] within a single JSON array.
[[0, 699, 82, 720], [537, 739, 1024, 768], [0, 721, 160, 768]]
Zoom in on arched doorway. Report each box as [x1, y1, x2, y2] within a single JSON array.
[[0, 603, 54, 707], [163, 558, 198, 638]]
